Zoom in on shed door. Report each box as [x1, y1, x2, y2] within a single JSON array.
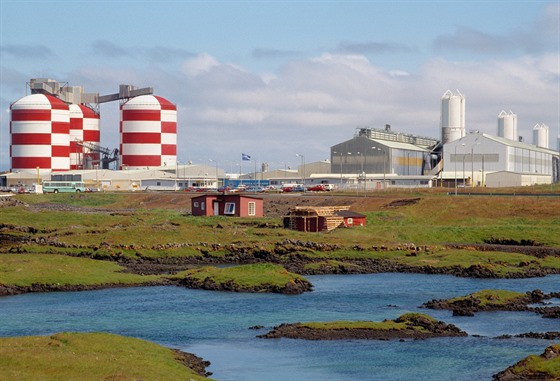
[[213, 201, 220, 216]]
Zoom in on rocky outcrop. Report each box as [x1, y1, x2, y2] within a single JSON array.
[[497, 332, 560, 340], [178, 275, 312, 295], [493, 344, 560, 380], [173, 349, 213, 378], [0, 279, 173, 297], [422, 290, 560, 318], [258, 313, 467, 341]]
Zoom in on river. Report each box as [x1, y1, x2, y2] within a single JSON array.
[[1, 273, 558, 380]]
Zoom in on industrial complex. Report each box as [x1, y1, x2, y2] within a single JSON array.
[[2, 79, 559, 192]]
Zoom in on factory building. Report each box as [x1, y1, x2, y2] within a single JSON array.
[[441, 107, 559, 187], [438, 90, 559, 187], [330, 126, 439, 189], [443, 131, 559, 187]]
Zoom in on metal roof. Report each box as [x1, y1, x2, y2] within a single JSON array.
[[370, 138, 431, 152], [481, 133, 559, 155]]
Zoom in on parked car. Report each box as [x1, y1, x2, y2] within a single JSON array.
[[283, 185, 305, 193], [245, 186, 265, 193], [307, 184, 327, 192]]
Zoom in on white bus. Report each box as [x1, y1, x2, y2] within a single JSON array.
[[42, 181, 87, 193]]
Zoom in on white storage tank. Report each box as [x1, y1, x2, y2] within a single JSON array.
[[532, 123, 549, 149], [69, 104, 100, 169], [440, 89, 465, 144], [497, 110, 517, 141], [120, 95, 177, 169], [10, 93, 70, 173]]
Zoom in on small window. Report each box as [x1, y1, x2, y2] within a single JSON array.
[[194, 201, 199, 207], [347, 217, 353, 225], [248, 202, 256, 216], [201, 202, 205, 211], [157, 182, 161, 186], [224, 202, 236, 215]]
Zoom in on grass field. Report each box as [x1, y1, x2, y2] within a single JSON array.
[[1, 191, 559, 285], [0, 254, 160, 287], [0, 332, 214, 381]]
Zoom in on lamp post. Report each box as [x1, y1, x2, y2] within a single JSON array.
[[376, 148, 386, 190], [296, 153, 305, 189], [481, 153, 485, 187], [363, 151, 368, 196], [462, 154, 466, 188], [471, 142, 480, 188], [95, 164, 99, 191], [471, 146, 474, 188], [455, 143, 465, 194], [208, 159, 218, 189]]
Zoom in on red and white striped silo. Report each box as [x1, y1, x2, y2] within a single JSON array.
[[120, 95, 177, 169], [69, 104, 101, 169], [10, 93, 70, 173]]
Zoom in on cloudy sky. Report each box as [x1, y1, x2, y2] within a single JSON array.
[[1, 0, 558, 172]]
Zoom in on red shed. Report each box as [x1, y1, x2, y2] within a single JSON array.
[[336, 210, 367, 227], [191, 194, 264, 217]]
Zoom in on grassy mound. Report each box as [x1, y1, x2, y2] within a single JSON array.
[[0, 332, 214, 381], [493, 344, 560, 380], [259, 312, 467, 340], [0, 254, 162, 295], [179, 263, 312, 294]]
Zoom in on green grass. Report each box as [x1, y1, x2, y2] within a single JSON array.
[[507, 344, 560, 379], [1, 192, 560, 281], [0, 254, 159, 287], [301, 320, 406, 331], [0, 332, 214, 381], [448, 289, 526, 307], [300, 248, 554, 277], [301, 313, 439, 333], [181, 263, 307, 290]]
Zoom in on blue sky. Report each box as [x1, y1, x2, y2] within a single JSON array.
[[1, 0, 559, 171]]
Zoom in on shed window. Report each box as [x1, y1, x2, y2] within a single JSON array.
[[224, 202, 235, 215], [194, 201, 199, 207], [201, 202, 205, 211], [248, 202, 256, 216]]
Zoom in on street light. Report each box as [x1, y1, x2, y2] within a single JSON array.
[[208, 159, 218, 189], [296, 154, 305, 188], [455, 143, 465, 195], [471, 142, 480, 188]]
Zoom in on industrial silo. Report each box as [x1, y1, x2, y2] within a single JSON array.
[[120, 95, 177, 169], [69, 104, 100, 169], [497, 110, 517, 141], [10, 93, 70, 173], [440, 90, 465, 144], [532, 123, 549, 149]]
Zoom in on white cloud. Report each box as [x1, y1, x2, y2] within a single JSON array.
[[1, 50, 558, 170], [181, 53, 221, 77]]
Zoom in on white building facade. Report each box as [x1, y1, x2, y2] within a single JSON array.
[[443, 132, 559, 187]]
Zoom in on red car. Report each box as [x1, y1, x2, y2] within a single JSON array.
[[307, 184, 327, 192]]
